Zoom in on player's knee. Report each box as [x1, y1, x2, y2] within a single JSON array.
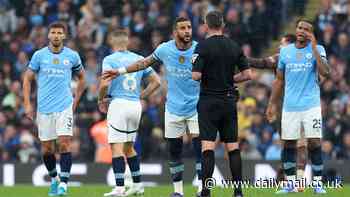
[[58, 136, 72, 153], [110, 143, 124, 157], [225, 142, 239, 152], [124, 143, 136, 157], [58, 142, 70, 153], [283, 140, 297, 148], [307, 138, 321, 149], [168, 138, 183, 161], [201, 140, 215, 152], [42, 144, 55, 155]]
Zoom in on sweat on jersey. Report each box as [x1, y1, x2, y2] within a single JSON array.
[[28, 47, 83, 113], [152, 40, 200, 117], [277, 42, 327, 112], [102, 50, 154, 101]]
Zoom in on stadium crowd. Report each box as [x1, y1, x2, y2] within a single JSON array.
[[1, 0, 349, 164]]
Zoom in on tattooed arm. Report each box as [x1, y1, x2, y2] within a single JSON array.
[[247, 53, 279, 70], [102, 55, 158, 80]]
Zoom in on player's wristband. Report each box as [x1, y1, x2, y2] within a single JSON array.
[[118, 67, 127, 74]]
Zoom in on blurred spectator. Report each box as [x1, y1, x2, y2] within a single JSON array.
[[2, 125, 20, 161], [337, 132, 350, 159], [0, 0, 17, 33], [90, 120, 112, 164], [18, 129, 39, 163], [0, 0, 316, 162], [265, 133, 282, 160], [240, 138, 262, 160], [322, 140, 337, 160], [332, 32, 350, 62]]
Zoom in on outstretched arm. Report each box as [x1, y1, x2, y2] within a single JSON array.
[[103, 55, 158, 80], [233, 69, 252, 83], [247, 54, 278, 70]]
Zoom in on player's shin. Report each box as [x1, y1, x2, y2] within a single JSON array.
[[59, 152, 72, 183], [168, 138, 184, 195], [282, 142, 297, 182], [112, 156, 126, 187], [43, 153, 58, 179], [192, 137, 202, 192], [296, 145, 307, 180], [201, 149, 215, 196], [308, 144, 323, 183], [228, 149, 242, 195], [127, 155, 141, 184]]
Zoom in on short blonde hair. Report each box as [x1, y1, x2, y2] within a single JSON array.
[[108, 29, 129, 47]]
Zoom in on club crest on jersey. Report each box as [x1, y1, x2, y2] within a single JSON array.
[[63, 59, 70, 65], [179, 56, 185, 64], [53, 58, 59, 65], [306, 53, 312, 60]]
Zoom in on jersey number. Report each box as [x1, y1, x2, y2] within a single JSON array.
[[122, 73, 137, 91], [312, 119, 321, 129], [67, 117, 73, 129]]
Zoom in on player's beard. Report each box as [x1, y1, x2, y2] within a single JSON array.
[[178, 35, 192, 45], [51, 40, 63, 48]]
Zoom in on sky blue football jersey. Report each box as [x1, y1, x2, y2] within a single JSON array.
[[28, 47, 83, 113], [152, 40, 200, 117], [278, 42, 327, 112], [102, 51, 154, 101]]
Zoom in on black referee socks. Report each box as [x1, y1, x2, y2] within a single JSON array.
[[228, 149, 243, 194], [201, 150, 215, 196]]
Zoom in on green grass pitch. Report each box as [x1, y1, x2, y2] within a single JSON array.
[[0, 184, 348, 197]]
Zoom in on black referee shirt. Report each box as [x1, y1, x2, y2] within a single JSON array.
[[192, 35, 249, 97]]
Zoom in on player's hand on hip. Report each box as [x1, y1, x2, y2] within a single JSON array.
[[24, 104, 34, 121], [98, 99, 109, 114]]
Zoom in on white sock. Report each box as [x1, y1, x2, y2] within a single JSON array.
[[134, 182, 143, 188], [197, 181, 202, 193], [51, 176, 60, 182], [114, 186, 125, 192], [297, 169, 304, 180], [59, 182, 67, 190], [173, 181, 183, 195]]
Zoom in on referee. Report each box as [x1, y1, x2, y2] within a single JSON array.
[[192, 11, 252, 197]]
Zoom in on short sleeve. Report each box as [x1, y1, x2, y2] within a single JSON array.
[[192, 42, 205, 72], [317, 45, 327, 59], [72, 52, 83, 71], [143, 67, 155, 78], [28, 51, 40, 72], [102, 58, 113, 72], [277, 48, 286, 72], [152, 43, 165, 62]]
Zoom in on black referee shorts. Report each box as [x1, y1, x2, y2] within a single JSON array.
[[197, 96, 238, 143]]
